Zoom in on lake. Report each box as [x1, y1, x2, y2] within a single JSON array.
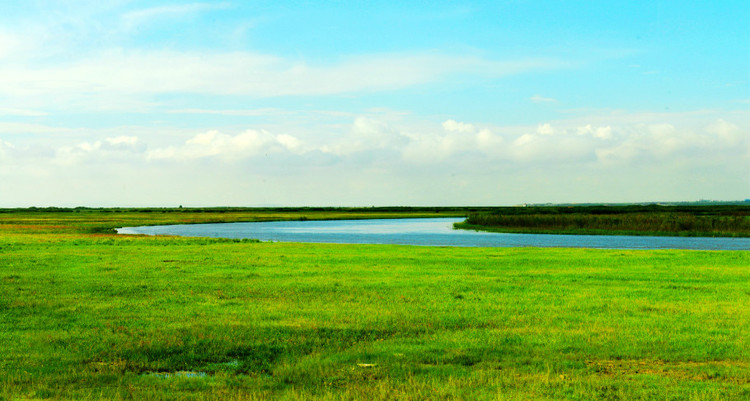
[[116, 217, 750, 250]]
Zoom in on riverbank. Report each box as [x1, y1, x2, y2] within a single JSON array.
[[1, 209, 749, 400]]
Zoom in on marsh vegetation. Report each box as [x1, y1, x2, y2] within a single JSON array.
[[458, 205, 750, 237]]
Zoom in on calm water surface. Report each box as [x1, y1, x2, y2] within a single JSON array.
[[117, 217, 750, 250]]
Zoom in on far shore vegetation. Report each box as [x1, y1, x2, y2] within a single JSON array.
[[455, 204, 750, 237], [1, 206, 749, 400]]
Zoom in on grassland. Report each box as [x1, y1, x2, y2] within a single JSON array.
[[457, 205, 750, 237], [1, 208, 749, 400]]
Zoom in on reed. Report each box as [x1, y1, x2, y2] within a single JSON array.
[[461, 210, 750, 237]]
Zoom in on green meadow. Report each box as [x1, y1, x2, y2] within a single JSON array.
[[1, 209, 749, 400]]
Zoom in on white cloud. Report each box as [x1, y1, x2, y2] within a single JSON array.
[[705, 119, 744, 146], [122, 3, 232, 29], [2, 111, 747, 205], [536, 123, 555, 135], [431, 115, 747, 167], [55, 136, 145, 165], [168, 108, 292, 117], [576, 124, 612, 140], [442, 119, 476, 133], [476, 129, 504, 150], [0, 50, 569, 109], [509, 131, 594, 163], [594, 143, 643, 166], [323, 117, 409, 157], [276, 134, 302, 152], [104, 136, 141, 148], [0, 122, 75, 135], [403, 120, 503, 163], [147, 129, 303, 161], [0, 107, 48, 117], [8, 112, 748, 170], [0, 139, 14, 156], [590, 118, 749, 166], [0, 51, 269, 97]]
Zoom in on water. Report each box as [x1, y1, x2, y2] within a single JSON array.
[[116, 217, 750, 250]]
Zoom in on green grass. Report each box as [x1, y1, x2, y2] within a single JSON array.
[[1, 210, 749, 400]]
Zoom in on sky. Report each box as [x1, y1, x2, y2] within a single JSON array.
[[0, 0, 748, 207]]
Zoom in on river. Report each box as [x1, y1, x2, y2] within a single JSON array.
[[116, 217, 750, 250]]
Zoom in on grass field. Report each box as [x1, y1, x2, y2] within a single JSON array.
[[1, 209, 749, 400]]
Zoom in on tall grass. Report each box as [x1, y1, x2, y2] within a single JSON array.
[[462, 212, 750, 237]]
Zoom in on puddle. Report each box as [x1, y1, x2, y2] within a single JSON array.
[[147, 371, 208, 379], [144, 360, 240, 379]]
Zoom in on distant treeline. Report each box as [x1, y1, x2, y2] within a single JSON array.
[[461, 205, 750, 237]]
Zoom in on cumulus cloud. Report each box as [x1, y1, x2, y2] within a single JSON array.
[[147, 129, 303, 161], [594, 142, 643, 166], [705, 119, 744, 146], [9, 113, 746, 171], [306, 115, 748, 167], [476, 128, 504, 151], [104, 136, 143, 150], [576, 124, 612, 139], [55, 136, 145, 165], [2, 112, 747, 205], [442, 119, 476, 133], [591, 118, 749, 166], [536, 123, 555, 135], [510, 131, 594, 163], [425, 116, 746, 167], [321, 117, 410, 162], [402, 120, 504, 163]]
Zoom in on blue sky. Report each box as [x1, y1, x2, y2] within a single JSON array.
[[0, 1, 748, 206]]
